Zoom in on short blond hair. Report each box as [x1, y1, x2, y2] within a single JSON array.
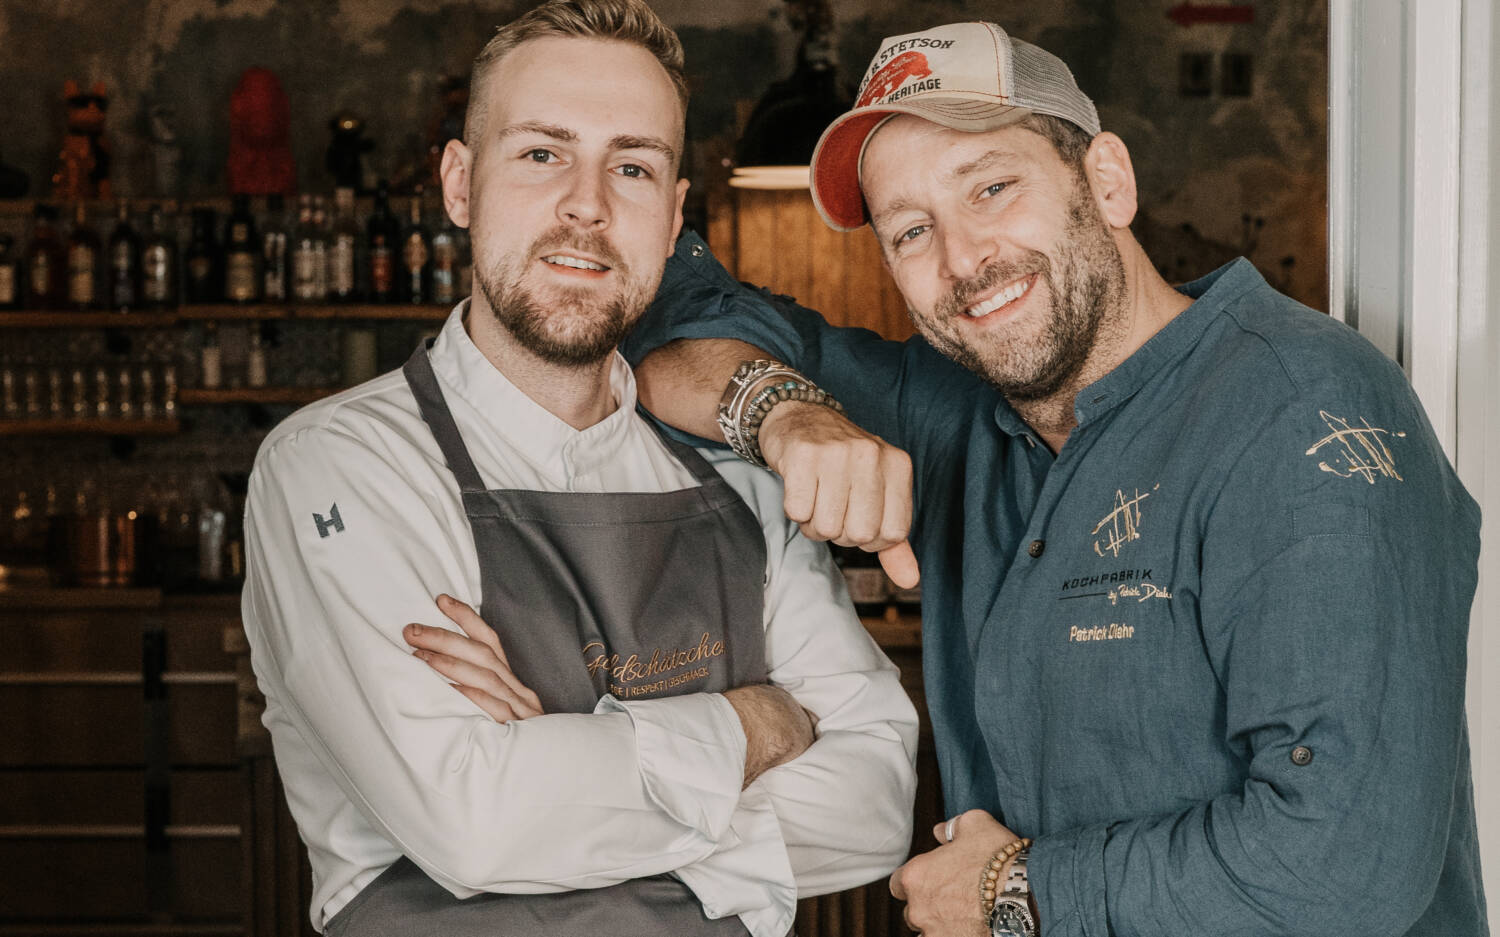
[[464, 0, 689, 149]]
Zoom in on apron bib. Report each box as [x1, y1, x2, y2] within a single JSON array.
[[325, 343, 767, 936]]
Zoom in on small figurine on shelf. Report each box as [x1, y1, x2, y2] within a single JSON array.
[[326, 112, 374, 194], [227, 67, 296, 196], [147, 103, 183, 198], [51, 80, 112, 202]]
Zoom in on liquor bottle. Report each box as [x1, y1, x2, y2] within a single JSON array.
[[106, 200, 142, 312], [200, 322, 223, 389], [24, 205, 66, 309], [329, 187, 361, 302], [366, 182, 399, 303], [261, 193, 289, 303], [291, 195, 319, 302], [66, 202, 101, 310], [224, 194, 261, 303], [184, 208, 221, 304], [310, 196, 330, 302], [0, 235, 18, 309], [246, 327, 268, 388], [141, 205, 179, 308], [430, 216, 458, 306], [400, 192, 431, 304]]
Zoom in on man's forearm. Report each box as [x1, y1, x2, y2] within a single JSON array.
[[635, 338, 769, 440]]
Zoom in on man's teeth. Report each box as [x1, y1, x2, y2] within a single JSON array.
[[966, 278, 1031, 318], [543, 255, 607, 271]]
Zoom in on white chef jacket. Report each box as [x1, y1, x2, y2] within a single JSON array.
[[240, 303, 919, 937]]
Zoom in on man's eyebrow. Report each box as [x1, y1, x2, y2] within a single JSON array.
[[609, 134, 679, 163], [495, 121, 577, 143], [946, 148, 1023, 182], [870, 197, 921, 234]]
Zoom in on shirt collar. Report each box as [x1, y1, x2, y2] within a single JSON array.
[[428, 299, 640, 483], [991, 257, 1268, 436]]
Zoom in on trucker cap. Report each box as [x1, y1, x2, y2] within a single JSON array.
[[809, 21, 1102, 231]]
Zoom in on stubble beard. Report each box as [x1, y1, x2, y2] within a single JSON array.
[[475, 226, 653, 368], [915, 181, 1128, 403]]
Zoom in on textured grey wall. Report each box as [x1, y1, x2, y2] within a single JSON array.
[[0, 0, 1327, 306]]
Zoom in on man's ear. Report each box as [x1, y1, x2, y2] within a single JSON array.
[[666, 177, 690, 257], [440, 138, 473, 229], [1083, 132, 1138, 230]]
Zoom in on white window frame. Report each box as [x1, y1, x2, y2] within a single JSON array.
[[1329, 0, 1497, 926]]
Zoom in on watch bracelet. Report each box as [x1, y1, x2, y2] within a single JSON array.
[[979, 838, 1032, 918]]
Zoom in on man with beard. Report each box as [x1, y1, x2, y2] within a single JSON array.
[[239, 3, 917, 936], [627, 20, 1485, 937]]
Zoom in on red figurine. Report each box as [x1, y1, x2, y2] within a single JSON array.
[[52, 80, 111, 202], [227, 67, 296, 195]]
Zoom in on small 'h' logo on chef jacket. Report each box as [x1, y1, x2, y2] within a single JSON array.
[[313, 504, 344, 538]]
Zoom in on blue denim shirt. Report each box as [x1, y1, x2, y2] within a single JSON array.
[[625, 231, 1487, 937]]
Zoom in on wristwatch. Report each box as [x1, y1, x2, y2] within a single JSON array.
[[989, 851, 1037, 937]]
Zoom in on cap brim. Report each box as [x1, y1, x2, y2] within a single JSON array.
[[809, 98, 1035, 232]]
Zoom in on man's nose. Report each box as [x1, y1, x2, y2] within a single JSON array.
[[939, 224, 997, 282], [557, 168, 610, 229]]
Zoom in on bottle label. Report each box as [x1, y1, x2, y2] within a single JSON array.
[[143, 246, 171, 301], [231, 222, 249, 244], [226, 254, 257, 301], [432, 268, 455, 305], [293, 248, 318, 300], [332, 236, 356, 295], [263, 233, 287, 301], [370, 247, 394, 294], [0, 265, 14, 304], [403, 235, 428, 270], [68, 245, 95, 304]]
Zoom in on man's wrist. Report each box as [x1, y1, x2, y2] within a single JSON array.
[[716, 359, 843, 467]]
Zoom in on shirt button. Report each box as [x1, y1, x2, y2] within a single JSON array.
[[1290, 745, 1314, 766], [690, 243, 705, 257], [1027, 539, 1045, 558]]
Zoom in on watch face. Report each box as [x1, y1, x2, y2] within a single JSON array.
[[990, 899, 1036, 937]]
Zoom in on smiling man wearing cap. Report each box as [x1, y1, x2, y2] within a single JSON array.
[[627, 18, 1485, 937]]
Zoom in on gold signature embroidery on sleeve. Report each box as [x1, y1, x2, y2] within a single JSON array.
[[1091, 487, 1156, 558], [1305, 410, 1406, 483]]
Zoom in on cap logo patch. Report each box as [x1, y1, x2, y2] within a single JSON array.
[[858, 52, 934, 107]]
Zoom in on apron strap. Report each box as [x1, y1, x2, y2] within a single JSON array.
[[403, 340, 488, 494]]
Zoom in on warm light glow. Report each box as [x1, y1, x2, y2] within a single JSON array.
[[729, 166, 811, 190]]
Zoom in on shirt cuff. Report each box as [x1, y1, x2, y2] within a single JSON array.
[[674, 784, 797, 937], [1029, 824, 1110, 937], [594, 692, 747, 841]]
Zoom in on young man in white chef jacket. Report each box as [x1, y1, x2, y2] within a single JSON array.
[[239, 2, 918, 935]]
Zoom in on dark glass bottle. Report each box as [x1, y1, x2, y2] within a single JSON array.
[[400, 193, 431, 304], [183, 208, 221, 304], [0, 234, 19, 309], [261, 194, 289, 303], [66, 201, 101, 310], [366, 182, 399, 303], [223, 194, 261, 303], [141, 205, 179, 308], [24, 204, 66, 309], [107, 200, 142, 312]]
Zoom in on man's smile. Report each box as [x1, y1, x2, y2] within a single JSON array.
[[961, 273, 1036, 322]]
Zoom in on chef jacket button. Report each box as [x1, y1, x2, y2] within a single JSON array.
[[1290, 745, 1314, 766], [690, 243, 705, 257], [1027, 539, 1045, 558]]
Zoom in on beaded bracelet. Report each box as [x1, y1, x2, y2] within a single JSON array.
[[716, 360, 844, 468], [979, 837, 1032, 917]]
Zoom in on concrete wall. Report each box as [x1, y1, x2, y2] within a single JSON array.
[[0, 0, 1327, 307]]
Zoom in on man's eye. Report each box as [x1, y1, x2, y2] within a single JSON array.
[[898, 224, 929, 244], [981, 182, 1008, 198], [527, 149, 553, 163], [618, 164, 649, 178]]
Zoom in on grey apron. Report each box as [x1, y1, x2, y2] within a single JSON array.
[[324, 343, 766, 937]]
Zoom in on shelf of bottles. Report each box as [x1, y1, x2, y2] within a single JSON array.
[[0, 186, 468, 318]]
